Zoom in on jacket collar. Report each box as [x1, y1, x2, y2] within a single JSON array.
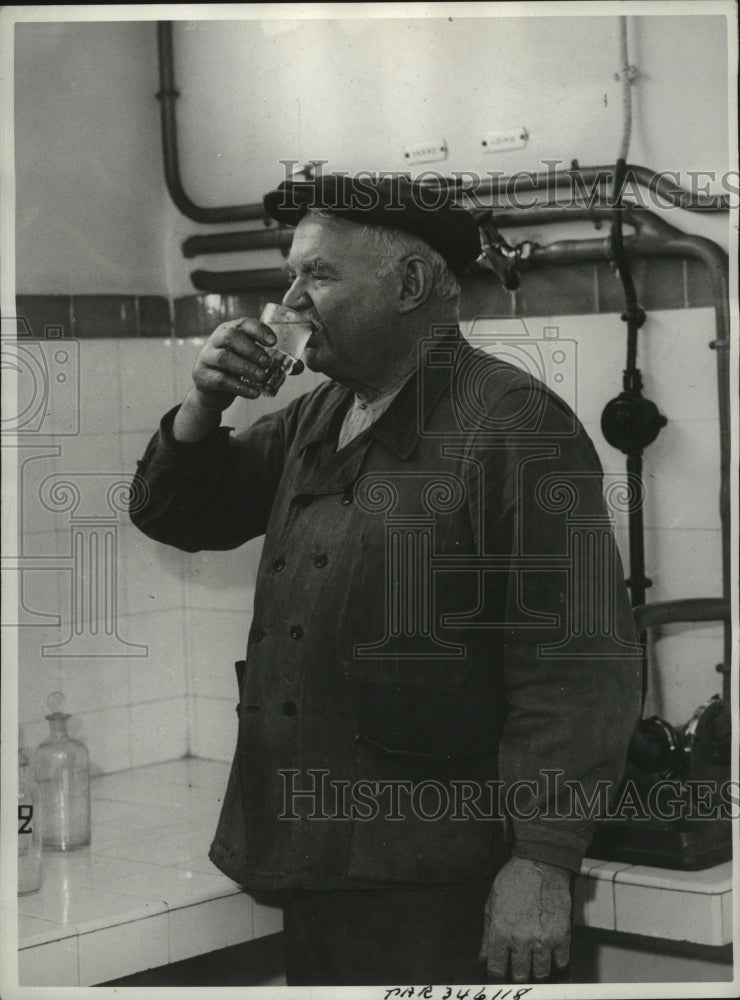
[[296, 382, 353, 453], [296, 325, 463, 461], [370, 325, 462, 460]]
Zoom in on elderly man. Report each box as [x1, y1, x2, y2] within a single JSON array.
[[130, 175, 641, 986]]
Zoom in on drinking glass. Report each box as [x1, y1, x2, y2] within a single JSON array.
[[258, 303, 313, 397]]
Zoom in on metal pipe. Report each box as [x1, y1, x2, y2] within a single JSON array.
[[177, 182, 730, 259], [156, 18, 729, 226], [156, 22, 267, 224], [625, 451, 650, 608], [634, 598, 730, 635], [616, 16, 633, 164], [508, 208, 730, 702], [183, 229, 290, 258], [458, 163, 731, 212], [610, 155, 651, 615], [191, 268, 289, 293]]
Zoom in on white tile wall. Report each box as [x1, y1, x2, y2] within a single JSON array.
[[80, 705, 134, 776], [646, 628, 725, 721], [643, 528, 723, 602], [17, 447, 64, 538], [188, 696, 239, 763], [129, 697, 189, 768], [74, 341, 123, 435], [117, 339, 178, 434], [45, 659, 132, 715], [117, 522, 188, 617], [16, 307, 725, 772], [183, 547, 258, 613], [124, 612, 187, 705], [641, 420, 721, 531], [184, 609, 251, 700]]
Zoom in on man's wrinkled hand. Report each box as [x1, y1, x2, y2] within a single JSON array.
[[479, 856, 572, 983]]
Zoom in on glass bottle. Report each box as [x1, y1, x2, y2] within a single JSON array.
[[18, 745, 43, 894], [34, 692, 91, 850]]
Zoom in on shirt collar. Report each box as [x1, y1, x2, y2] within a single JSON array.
[[297, 325, 463, 460], [370, 325, 462, 460]]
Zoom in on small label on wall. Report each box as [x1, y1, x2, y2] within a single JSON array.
[[403, 140, 449, 165], [481, 128, 529, 152]]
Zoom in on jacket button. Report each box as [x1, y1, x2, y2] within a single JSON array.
[[289, 624, 304, 640], [313, 554, 328, 568], [273, 556, 285, 572], [281, 700, 298, 716], [250, 626, 265, 643]]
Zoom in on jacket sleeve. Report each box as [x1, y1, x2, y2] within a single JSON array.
[[128, 402, 294, 552], [472, 385, 642, 873]]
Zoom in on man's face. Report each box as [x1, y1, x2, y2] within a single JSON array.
[[282, 215, 402, 388]]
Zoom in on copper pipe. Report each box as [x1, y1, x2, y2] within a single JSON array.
[[634, 598, 730, 635], [499, 206, 731, 700], [156, 22, 267, 224], [178, 175, 730, 257], [191, 268, 289, 293], [183, 229, 290, 258]]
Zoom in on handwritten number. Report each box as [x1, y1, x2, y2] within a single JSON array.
[[18, 804, 33, 834]]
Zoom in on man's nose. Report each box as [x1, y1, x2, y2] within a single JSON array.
[[282, 278, 310, 312]]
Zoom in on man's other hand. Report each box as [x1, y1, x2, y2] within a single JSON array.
[[479, 856, 572, 982]]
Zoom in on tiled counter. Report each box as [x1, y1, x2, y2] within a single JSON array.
[[17, 760, 282, 987], [15, 759, 734, 986]]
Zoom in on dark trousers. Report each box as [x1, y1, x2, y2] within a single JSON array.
[[281, 884, 574, 986], [282, 883, 492, 986]]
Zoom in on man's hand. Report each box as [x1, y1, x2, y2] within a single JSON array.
[[479, 856, 572, 983], [173, 316, 302, 443], [191, 317, 279, 410]]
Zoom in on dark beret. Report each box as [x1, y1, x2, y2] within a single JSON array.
[[263, 173, 481, 276]]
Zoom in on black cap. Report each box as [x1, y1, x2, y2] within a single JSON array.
[[263, 174, 481, 276]]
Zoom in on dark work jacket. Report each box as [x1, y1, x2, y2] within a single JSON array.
[[130, 328, 641, 890]]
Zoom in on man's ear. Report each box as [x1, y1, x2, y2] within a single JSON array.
[[397, 256, 433, 314]]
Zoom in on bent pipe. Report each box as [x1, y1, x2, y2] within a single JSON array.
[[633, 598, 730, 636], [506, 210, 731, 700], [157, 21, 267, 224], [635, 597, 732, 706], [191, 268, 289, 293], [157, 19, 731, 227], [183, 228, 293, 258], [180, 188, 729, 258]]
